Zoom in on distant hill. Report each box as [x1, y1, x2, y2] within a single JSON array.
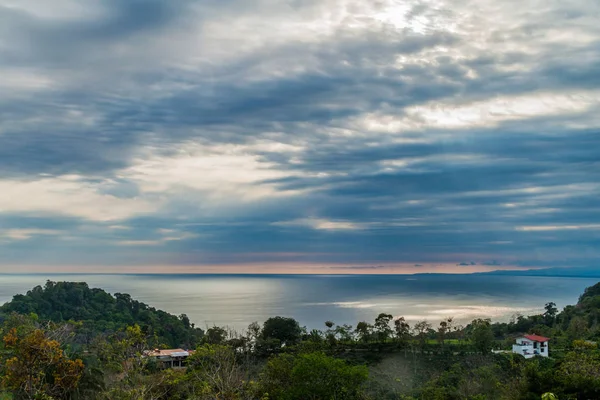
[[478, 266, 600, 278], [0, 280, 204, 348]]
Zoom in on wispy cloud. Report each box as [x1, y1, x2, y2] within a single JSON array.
[[0, 229, 63, 241], [273, 218, 362, 231], [516, 224, 600, 232]]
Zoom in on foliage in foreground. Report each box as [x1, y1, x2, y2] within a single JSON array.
[[260, 352, 368, 400]]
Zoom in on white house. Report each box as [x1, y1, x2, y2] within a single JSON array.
[[512, 334, 550, 358]]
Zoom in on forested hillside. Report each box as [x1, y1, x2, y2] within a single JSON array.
[[0, 281, 203, 348], [1, 280, 599, 399]]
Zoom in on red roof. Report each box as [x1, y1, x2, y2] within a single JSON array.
[[524, 334, 550, 342]]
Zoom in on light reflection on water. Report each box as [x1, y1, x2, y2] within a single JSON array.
[[0, 274, 597, 330]]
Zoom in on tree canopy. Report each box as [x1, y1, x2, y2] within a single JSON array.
[[0, 281, 204, 348], [261, 316, 302, 347]]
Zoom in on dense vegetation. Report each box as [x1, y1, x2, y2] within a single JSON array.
[[0, 281, 203, 348], [1, 280, 599, 399]]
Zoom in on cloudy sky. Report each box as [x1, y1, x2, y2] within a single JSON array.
[[0, 0, 599, 273]]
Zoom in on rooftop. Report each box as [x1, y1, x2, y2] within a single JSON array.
[[144, 348, 194, 357], [523, 334, 550, 342]]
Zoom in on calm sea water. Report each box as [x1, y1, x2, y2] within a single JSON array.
[[0, 274, 597, 331]]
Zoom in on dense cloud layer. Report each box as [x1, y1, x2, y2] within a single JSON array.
[[0, 0, 599, 272]]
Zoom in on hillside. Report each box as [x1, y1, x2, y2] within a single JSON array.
[[0, 280, 203, 348], [0, 281, 599, 399]]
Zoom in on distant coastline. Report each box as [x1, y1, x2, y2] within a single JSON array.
[[0, 266, 599, 278]]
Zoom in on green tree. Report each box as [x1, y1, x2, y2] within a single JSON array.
[[307, 329, 324, 343], [394, 317, 411, 348], [335, 324, 354, 343], [1, 327, 84, 399], [521, 356, 556, 397], [469, 318, 494, 354], [203, 326, 228, 345], [90, 324, 180, 400], [324, 321, 336, 346], [244, 321, 262, 353], [437, 317, 454, 348], [578, 281, 600, 303], [374, 313, 394, 343], [259, 352, 368, 400], [355, 321, 372, 343], [412, 320, 431, 349], [567, 316, 588, 341], [557, 350, 600, 398], [419, 363, 502, 400], [187, 344, 250, 399], [262, 317, 302, 347], [543, 302, 558, 324]]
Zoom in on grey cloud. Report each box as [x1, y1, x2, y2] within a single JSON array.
[[0, 0, 599, 269], [0, 1, 193, 67]]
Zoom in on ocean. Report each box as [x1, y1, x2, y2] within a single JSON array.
[[0, 274, 597, 331]]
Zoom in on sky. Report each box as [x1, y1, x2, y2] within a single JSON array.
[[0, 0, 599, 274]]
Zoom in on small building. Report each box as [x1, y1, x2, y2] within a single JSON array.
[[144, 348, 194, 368], [512, 334, 550, 358]]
